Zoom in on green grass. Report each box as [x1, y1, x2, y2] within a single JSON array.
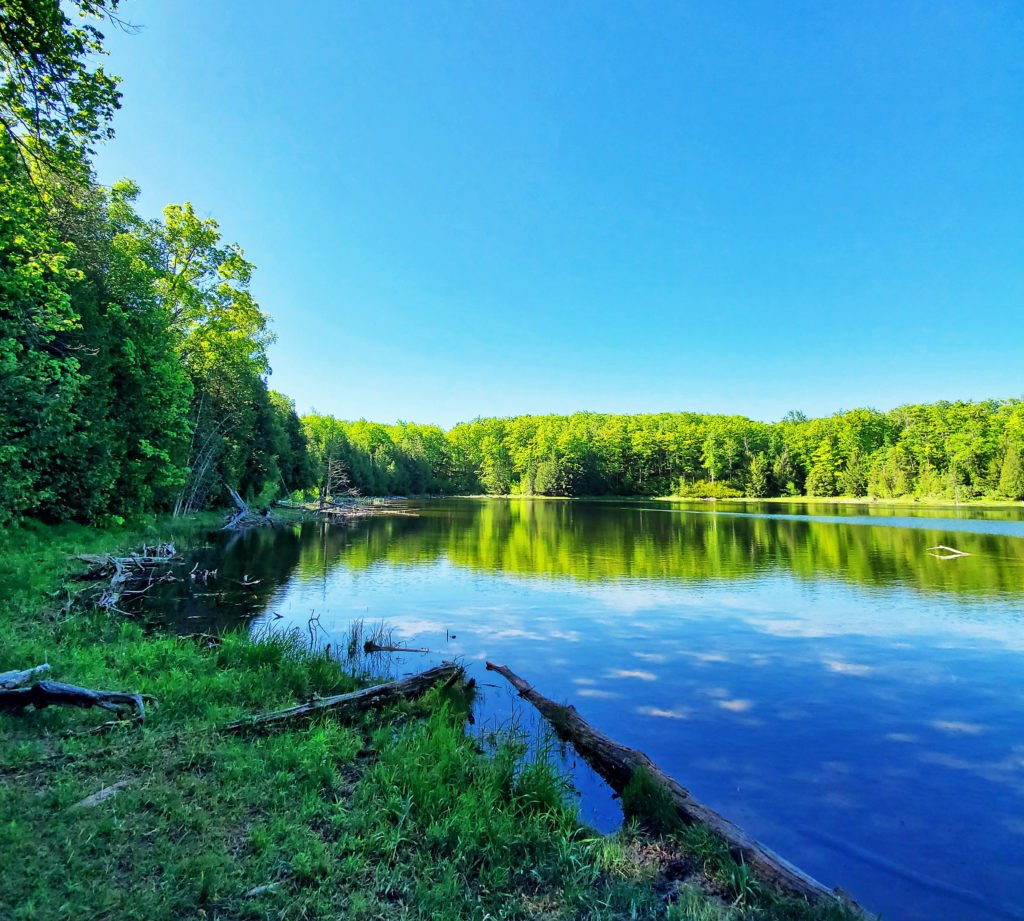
[[0, 518, 868, 921]]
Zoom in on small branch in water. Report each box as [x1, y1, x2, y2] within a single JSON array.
[[363, 641, 429, 654], [926, 545, 970, 560]]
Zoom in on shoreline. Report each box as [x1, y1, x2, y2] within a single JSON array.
[[417, 493, 1022, 512]]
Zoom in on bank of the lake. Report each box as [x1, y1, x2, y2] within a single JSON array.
[[661, 495, 1024, 511], [0, 518, 861, 921], [465, 493, 1022, 512]]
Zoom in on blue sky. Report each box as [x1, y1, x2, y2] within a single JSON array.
[[94, 1, 1023, 426]]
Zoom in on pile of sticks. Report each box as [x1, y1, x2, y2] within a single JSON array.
[[76, 543, 180, 613]]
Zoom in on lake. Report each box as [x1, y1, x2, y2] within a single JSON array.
[[159, 499, 1024, 921]]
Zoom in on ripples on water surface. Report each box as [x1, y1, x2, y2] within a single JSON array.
[[159, 500, 1024, 921]]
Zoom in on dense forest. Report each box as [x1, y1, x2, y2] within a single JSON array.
[[301, 402, 1024, 503], [3, 3, 1022, 530], [0, 0, 311, 525]]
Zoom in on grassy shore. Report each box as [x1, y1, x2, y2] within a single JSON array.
[[0, 518, 863, 921]]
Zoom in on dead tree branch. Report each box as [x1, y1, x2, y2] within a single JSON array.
[[225, 662, 463, 733], [0, 664, 51, 689], [0, 679, 156, 722]]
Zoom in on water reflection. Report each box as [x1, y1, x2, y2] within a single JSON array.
[[154, 500, 1024, 921], [269, 499, 1024, 599]]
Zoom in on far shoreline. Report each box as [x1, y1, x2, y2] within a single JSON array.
[[432, 494, 1023, 511]]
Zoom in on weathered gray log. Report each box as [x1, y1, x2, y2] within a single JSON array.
[[0, 664, 51, 689], [73, 780, 133, 809], [224, 486, 272, 531], [486, 661, 858, 910], [0, 680, 153, 721], [225, 662, 463, 733]]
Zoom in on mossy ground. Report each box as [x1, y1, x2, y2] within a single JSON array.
[[0, 518, 865, 920]]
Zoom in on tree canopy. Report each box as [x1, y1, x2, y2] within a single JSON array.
[[302, 401, 1024, 503], [0, 1, 309, 524]]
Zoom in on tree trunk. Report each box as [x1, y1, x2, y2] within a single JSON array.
[[486, 661, 861, 912]]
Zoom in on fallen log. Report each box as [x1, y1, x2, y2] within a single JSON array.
[[0, 664, 51, 689], [486, 661, 856, 910], [0, 679, 154, 722], [225, 662, 463, 733]]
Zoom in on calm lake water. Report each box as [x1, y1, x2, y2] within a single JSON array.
[[161, 499, 1024, 921]]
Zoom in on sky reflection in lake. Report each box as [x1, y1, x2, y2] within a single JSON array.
[[176, 499, 1024, 921]]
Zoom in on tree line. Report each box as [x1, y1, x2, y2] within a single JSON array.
[[1, 1, 311, 525], [301, 401, 1024, 503]]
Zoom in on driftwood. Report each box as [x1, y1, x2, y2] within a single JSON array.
[[76, 545, 179, 613], [281, 497, 420, 521], [0, 664, 51, 689], [486, 661, 856, 910], [225, 662, 463, 733], [926, 544, 970, 560], [73, 780, 133, 809], [224, 486, 272, 531], [77, 544, 177, 578], [0, 679, 155, 722]]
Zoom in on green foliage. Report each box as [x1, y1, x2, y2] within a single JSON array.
[[303, 400, 1024, 503], [0, 136, 84, 521], [0, 0, 122, 168], [675, 480, 744, 499], [998, 445, 1024, 500], [747, 452, 770, 497], [621, 767, 683, 834], [0, 4, 313, 525]]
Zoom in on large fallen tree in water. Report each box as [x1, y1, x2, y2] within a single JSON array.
[[486, 660, 863, 912]]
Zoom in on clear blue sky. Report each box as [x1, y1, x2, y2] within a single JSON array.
[[94, 1, 1023, 426]]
